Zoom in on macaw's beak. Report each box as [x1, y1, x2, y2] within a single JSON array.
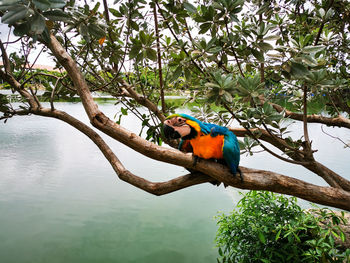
[[163, 123, 182, 139], [163, 117, 192, 139]]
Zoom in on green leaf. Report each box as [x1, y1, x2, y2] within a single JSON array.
[[290, 62, 309, 78], [258, 42, 274, 51], [48, 0, 66, 8], [258, 231, 266, 244], [263, 35, 280, 41], [212, 2, 224, 11], [199, 22, 211, 34], [183, 2, 196, 13], [146, 48, 157, 61], [0, 0, 20, 5], [43, 9, 71, 22], [1, 5, 29, 24], [33, 0, 51, 11], [31, 13, 46, 34], [130, 20, 139, 31], [120, 107, 128, 115], [184, 67, 191, 80], [302, 45, 325, 53], [251, 49, 264, 62], [79, 23, 89, 40], [109, 8, 121, 17], [139, 30, 147, 45], [13, 21, 30, 36], [275, 229, 282, 241], [223, 92, 233, 103], [40, 26, 51, 43], [324, 8, 334, 20], [129, 44, 142, 59], [208, 46, 222, 54], [300, 55, 317, 67], [87, 23, 105, 39], [171, 66, 182, 82], [263, 101, 273, 114]]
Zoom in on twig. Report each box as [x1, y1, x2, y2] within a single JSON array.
[[21, 72, 59, 88], [314, 0, 335, 45], [225, 22, 245, 77], [224, 103, 310, 165], [50, 77, 62, 111], [303, 84, 311, 147], [321, 125, 350, 148], [153, 3, 166, 113], [155, 1, 208, 78]]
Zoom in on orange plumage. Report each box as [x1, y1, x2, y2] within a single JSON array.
[[190, 133, 224, 159], [185, 119, 224, 159]]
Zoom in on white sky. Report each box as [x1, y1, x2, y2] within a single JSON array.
[[0, 23, 56, 66]]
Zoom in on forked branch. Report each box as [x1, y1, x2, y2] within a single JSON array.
[[40, 33, 350, 211]]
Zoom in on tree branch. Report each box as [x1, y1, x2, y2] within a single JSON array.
[[271, 102, 350, 129], [7, 105, 349, 211], [0, 41, 39, 110], [41, 33, 350, 211], [31, 107, 213, 195], [314, 0, 335, 45], [230, 127, 350, 190], [119, 80, 166, 122]]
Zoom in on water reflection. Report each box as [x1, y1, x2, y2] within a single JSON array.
[[0, 102, 234, 263]]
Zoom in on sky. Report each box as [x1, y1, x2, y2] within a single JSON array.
[[0, 23, 56, 66]]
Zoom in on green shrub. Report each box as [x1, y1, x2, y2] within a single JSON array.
[[215, 191, 350, 263]]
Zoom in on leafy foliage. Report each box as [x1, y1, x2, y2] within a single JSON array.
[[0, 0, 69, 42], [215, 191, 350, 263], [0, 0, 350, 157]]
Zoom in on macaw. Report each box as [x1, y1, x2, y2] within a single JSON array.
[[163, 113, 242, 180]]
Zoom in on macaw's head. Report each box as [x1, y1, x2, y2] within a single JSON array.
[[163, 115, 192, 139], [163, 114, 209, 140]]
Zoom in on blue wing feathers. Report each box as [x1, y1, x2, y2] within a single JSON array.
[[222, 131, 240, 174], [208, 124, 229, 137]]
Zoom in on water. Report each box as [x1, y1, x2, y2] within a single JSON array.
[[0, 102, 349, 263]]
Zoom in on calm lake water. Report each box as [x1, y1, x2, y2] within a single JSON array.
[[1, 101, 349, 262]]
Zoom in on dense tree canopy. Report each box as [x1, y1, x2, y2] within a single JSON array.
[[0, 0, 350, 210]]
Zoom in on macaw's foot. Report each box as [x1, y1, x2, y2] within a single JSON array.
[[192, 155, 200, 167]]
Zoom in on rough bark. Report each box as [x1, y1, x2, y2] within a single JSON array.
[[2, 34, 350, 211], [271, 102, 350, 129], [231, 128, 350, 191], [39, 33, 350, 211]]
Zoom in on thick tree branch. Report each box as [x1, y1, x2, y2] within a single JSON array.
[[39, 33, 350, 211], [231, 127, 350, 190], [271, 102, 350, 129], [8, 105, 350, 211], [31, 107, 213, 195]]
